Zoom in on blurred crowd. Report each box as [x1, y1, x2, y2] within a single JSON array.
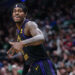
[[0, 0, 75, 75]]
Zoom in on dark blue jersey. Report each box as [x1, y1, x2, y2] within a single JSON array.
[[17, 19, 48, 65]]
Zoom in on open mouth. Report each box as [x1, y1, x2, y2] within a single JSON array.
[[15, 16, 20, 18], [14, 16, 20, 20]]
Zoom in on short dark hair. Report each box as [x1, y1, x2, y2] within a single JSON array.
[[12, 3, 28, 13]]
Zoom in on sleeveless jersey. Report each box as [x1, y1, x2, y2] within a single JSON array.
[[17, 19, 48, 65]]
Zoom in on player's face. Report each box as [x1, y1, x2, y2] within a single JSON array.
[[12, 7, 26, 23]]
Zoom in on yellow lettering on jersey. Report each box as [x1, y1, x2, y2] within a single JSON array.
[[35, 66, 39, 71], [20, 29, 23, 34], [17, 35, 21, 42], [24, 53, 29, 61]]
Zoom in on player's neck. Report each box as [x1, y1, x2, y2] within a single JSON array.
[[16, 18, 26, 30], [16, 22, 23, 30]]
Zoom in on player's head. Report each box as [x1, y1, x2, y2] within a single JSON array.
[[12, 3, 27, 23]]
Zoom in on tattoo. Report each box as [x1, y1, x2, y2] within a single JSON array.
[[21, 21, 45, 46]]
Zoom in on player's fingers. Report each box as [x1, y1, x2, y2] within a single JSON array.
[[7, 48, 12, 54], [7, 47, 15, 55], [9, 42, 15, 45], [7, 50, 10, 54], [12, 48, 16, 55], [15, 49, 22, 53]]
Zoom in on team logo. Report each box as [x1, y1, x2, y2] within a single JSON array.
[[24, 53, 29, 61], [35, 66, 39, 71]]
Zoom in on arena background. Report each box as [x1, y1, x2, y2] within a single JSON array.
[[0, 0, 75, 75]]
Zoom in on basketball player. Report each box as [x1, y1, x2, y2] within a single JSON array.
[[7, 3, 57, 75]]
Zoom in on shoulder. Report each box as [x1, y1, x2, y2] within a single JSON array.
[[26, 21, 38, 29], [24, 21, 39, 35]]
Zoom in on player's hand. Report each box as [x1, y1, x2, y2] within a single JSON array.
[[7, 47, 15, 56], [9, 42, 24, 53]]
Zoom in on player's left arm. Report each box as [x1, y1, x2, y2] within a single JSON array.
[[21, 21, 45, 46]]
